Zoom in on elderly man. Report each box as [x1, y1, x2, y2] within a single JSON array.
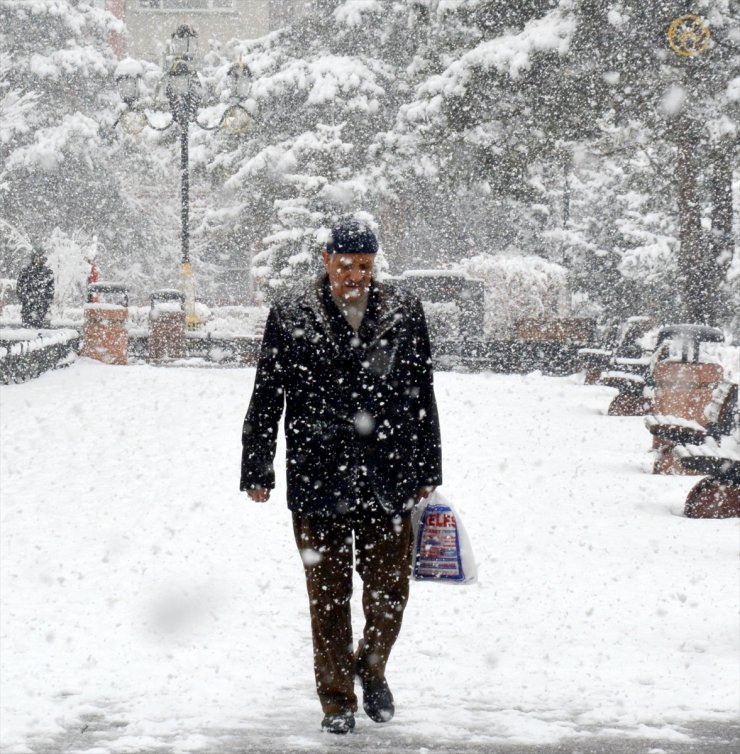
[[240, 217, 442, 734]]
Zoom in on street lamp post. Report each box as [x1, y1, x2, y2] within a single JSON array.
[[114, 25, 252, 328]]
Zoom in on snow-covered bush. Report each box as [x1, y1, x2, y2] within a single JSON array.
[[45, 228, 96, 312], [456, 253, 567, 339]]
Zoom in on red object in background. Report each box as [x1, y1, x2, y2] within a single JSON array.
[[86, 259, 100, 303], [106, 0, 125, 58]]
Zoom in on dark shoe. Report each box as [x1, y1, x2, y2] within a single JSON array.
[[360, 677, 394, 723], [321, 711, 355, 734]]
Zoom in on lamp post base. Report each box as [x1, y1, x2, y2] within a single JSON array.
[[180, 261, 201, 331]]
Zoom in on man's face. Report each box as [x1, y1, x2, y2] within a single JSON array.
[[322, 251, 375, 302]]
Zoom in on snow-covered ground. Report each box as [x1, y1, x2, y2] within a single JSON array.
[[0, 361, 738, 754]]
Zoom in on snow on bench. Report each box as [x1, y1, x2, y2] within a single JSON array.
[[675, 435, 740, 463], [645, 381, 738, 474], [674, 435, 740, 486], [670, 393, 740, 518]]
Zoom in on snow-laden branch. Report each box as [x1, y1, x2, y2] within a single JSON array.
[[5, 112, 100, 171], [250, 55, 387, 110], [401, 5, 576, 125]]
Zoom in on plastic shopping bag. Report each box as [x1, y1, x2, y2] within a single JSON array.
[[412, 491, 478, 584]]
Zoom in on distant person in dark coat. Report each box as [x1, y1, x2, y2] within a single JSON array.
[[240, 217, 442, 735], [17, 251, 54, 328]]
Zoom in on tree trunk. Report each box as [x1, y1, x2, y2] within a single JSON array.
[[562, 148, 572, 229], [675, 129, 707, 324], [707, 142, 735, 325]]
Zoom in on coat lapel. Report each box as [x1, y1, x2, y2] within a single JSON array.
[[297, 276, 406, 370]]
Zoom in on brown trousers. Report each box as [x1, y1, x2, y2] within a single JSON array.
[[292, 502, 413, 714]]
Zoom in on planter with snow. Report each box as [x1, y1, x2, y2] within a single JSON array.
[[149, 290, 185, 362], [80, 283, 128, 366]]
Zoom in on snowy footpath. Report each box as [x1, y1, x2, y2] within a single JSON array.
[[0, 361, 738, 754]]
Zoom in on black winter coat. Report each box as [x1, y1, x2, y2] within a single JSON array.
[[240, 275, 442, 516]]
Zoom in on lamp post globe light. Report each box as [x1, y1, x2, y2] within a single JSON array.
[[114, 26, 252, 329]]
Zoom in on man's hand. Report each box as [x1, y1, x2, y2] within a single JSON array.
[[415, 485, 436, 503], [247, 487, 271, 503]]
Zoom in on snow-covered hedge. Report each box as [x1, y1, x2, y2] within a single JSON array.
[[0, 328, 78, 359], [0, 328, 79, 384], [454, 253, 568, 339]]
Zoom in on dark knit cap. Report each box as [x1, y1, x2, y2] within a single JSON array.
[[326, 218, 378, 255]]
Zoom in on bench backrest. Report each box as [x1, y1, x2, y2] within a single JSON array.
[[704, 381, 739, 436], [652, 360, 724, 422], [615, 318, 651, 358]]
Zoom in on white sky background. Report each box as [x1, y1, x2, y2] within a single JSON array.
[[0, 361, 737, 753]]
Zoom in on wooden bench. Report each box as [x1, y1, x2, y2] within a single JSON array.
[[516, 317, 596, 344], [578, 316, 651, 385], [599, 324, 724, 417], [599, 343, 670, 416], [645, 380, 738, 474], [674, 436, 740, 519]]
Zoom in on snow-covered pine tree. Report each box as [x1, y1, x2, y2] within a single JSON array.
[[544, 137, 681, 323], [559, 0, 739, 326], [0, 0, 174, 296], [193, 0, 434, 299], [381, 0, 580, 269], [382, 0, 738, 326], [187, 0, 736, 322]]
